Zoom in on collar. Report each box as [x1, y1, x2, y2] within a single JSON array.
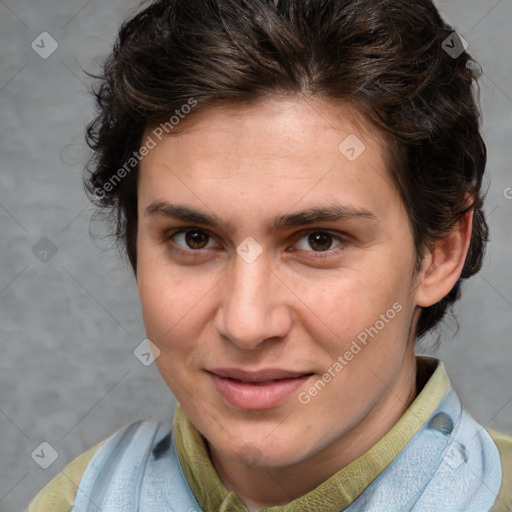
[[173, 355, 450, 511]]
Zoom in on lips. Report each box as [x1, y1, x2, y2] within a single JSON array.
[[209, 368, 311, 382], [207, 368, 313, 410]]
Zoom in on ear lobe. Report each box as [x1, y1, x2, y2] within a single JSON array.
[[415, 209, 474, 308]]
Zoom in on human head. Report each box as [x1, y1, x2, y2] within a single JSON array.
[[84, 0, 488, 343], [82, 1, 489, 488]]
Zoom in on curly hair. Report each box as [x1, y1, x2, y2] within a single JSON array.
[[84, 0, 489, 340]]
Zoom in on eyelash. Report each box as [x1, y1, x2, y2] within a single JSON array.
[[164, 227, 347, 259]]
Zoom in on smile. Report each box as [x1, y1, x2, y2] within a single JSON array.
[[207, 368, 314, 410]]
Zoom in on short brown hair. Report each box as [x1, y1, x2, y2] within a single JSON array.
[[84, 0, 489, 340]]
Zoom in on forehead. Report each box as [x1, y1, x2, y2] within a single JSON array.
[[138, 97, 400, 227]]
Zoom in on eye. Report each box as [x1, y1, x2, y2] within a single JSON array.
[[294, 230, 344, 255], [165, 227, 346, 259], [167, 228, 218, 252]]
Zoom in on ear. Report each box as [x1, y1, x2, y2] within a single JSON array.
[[415, 208, 473, 308]]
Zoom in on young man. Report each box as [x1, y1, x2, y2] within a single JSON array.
[[27, 0, 511, 510]]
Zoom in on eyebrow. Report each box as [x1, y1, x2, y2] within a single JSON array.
[[145, 201, 377, 233]]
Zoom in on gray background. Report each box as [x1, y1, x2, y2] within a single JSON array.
[[0, 1, 511, 511]]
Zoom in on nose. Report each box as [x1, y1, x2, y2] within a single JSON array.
[[214, 251, 292, 350]]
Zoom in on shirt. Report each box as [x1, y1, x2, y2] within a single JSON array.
[[26, 356, 512, 511]]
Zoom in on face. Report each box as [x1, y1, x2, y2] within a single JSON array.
[[136, 97, 422, 469]]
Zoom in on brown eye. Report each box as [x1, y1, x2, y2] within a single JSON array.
[[307, 232, 334, 251], [169, 229, 215, 250], [184, 229, 209, 249], [296, 230, 345, 258]]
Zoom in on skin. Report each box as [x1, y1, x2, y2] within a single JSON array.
[[135, 96, 472, 510]]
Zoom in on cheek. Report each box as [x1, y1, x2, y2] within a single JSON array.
[[312, 276, 410, 367], [136, 259, 219, 375], [289, 265, 402, 335], [137, 243, 193, 333], [137, 272, 203, 394], [137, 274, 180, 355]]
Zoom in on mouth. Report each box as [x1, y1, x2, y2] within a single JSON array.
[[207, 368, 314, 410]]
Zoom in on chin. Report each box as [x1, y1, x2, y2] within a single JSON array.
[[209, 425, 315, 469]]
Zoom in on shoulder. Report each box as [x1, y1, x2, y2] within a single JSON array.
[[27, 419, 178, 512], [488, 428, 512, 512], [26, 438, 107, 512], [26, 420, 165, 512]]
